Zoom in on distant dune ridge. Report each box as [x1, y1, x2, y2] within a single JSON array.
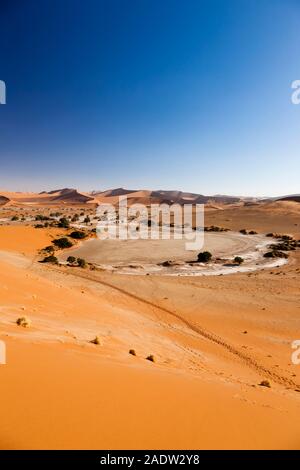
[[0, 187, 299, 206], [277, 194, 300, 203], [0, 194, 10, 206]]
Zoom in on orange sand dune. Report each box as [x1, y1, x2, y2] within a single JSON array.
[[0, 188, 97, 205], [2, 339, 300, 450], [0, 226, 65, 255], [0, 212, 300, 449]]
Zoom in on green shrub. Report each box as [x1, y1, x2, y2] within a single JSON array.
[[42, 255, 58, 264], [90, 336, 101, 345], [259, 380, 271, 388], [234, 256, 244, 265], [16, 316, 31, 328], [197, 251, 212, 263], [52, 237, 73, 249], [70, 231, 86, 239], [67, 256, 76, 264], [77, 258, 87, 268], [263, 251, 288, 259], [58, 217, 70, 228], [146, 354, 155, 362], [43, 245, 55, 253]]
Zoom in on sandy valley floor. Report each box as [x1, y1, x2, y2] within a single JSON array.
[[0, 202, 300, 449]]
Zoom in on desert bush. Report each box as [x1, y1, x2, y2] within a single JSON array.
[[146, 354, 155, 362], [239, 229, 247, 235], [204, 225, 230, 232], [77, 258, 87, 268], [43, 245, 55, 253], [16, 316, 31, 328], [52, 237, 73, 249], [70, 231, 86, 239], [248, 230, 257, 235], [129, 349, 136, 356], [269, 242, 295, 251], [34, 224, 44, 228], [263, 251, 288, 259], [259, 380, 271, 388], [35, 214, 50, 221], [11, 215, 19, 221], [197, 251, 212, 263], [234, 256, 244, 265], [42, 255, 58, 264], [67, 256, 76, 264], [90, 336, 101, 345], [83, 216, 91, 224], [58, 217, 70, 228]]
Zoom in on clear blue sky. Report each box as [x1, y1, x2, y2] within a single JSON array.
[[0, 0, 300, 196]]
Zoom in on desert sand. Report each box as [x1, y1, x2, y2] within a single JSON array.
[[0, 200, 300, 449]]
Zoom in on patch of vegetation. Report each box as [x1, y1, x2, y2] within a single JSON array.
[[263, 251, 289, 259], [129, 349, 136, 356], [69, 231, 87, 239], [146, 354, 155, 362], [197, 251, 212, 263], [259, 380, 271, 388], [43, 245, 55, 253], [90, 336, 101, 345], [204, 225, 230, 232], [268, 243, 295, 252], [52, 237, 73, 249], [234, 256, 244, 265], [67, 256, 76, 264], [35, 214, 50, 221], [11, 215, 19, 221], [239, 229, 247, 235], [50, 212, 62, 217], [77, 258, 87, 268], [16, 316, 31, 328], [58, 217, 70, 228], [42, 255, 58, 264]]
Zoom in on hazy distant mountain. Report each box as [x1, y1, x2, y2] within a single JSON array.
[[0, 187, 298, 206], [93, 188, 138, 198], [276, 194, 300, 203], [93, 188, 242, 205]]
